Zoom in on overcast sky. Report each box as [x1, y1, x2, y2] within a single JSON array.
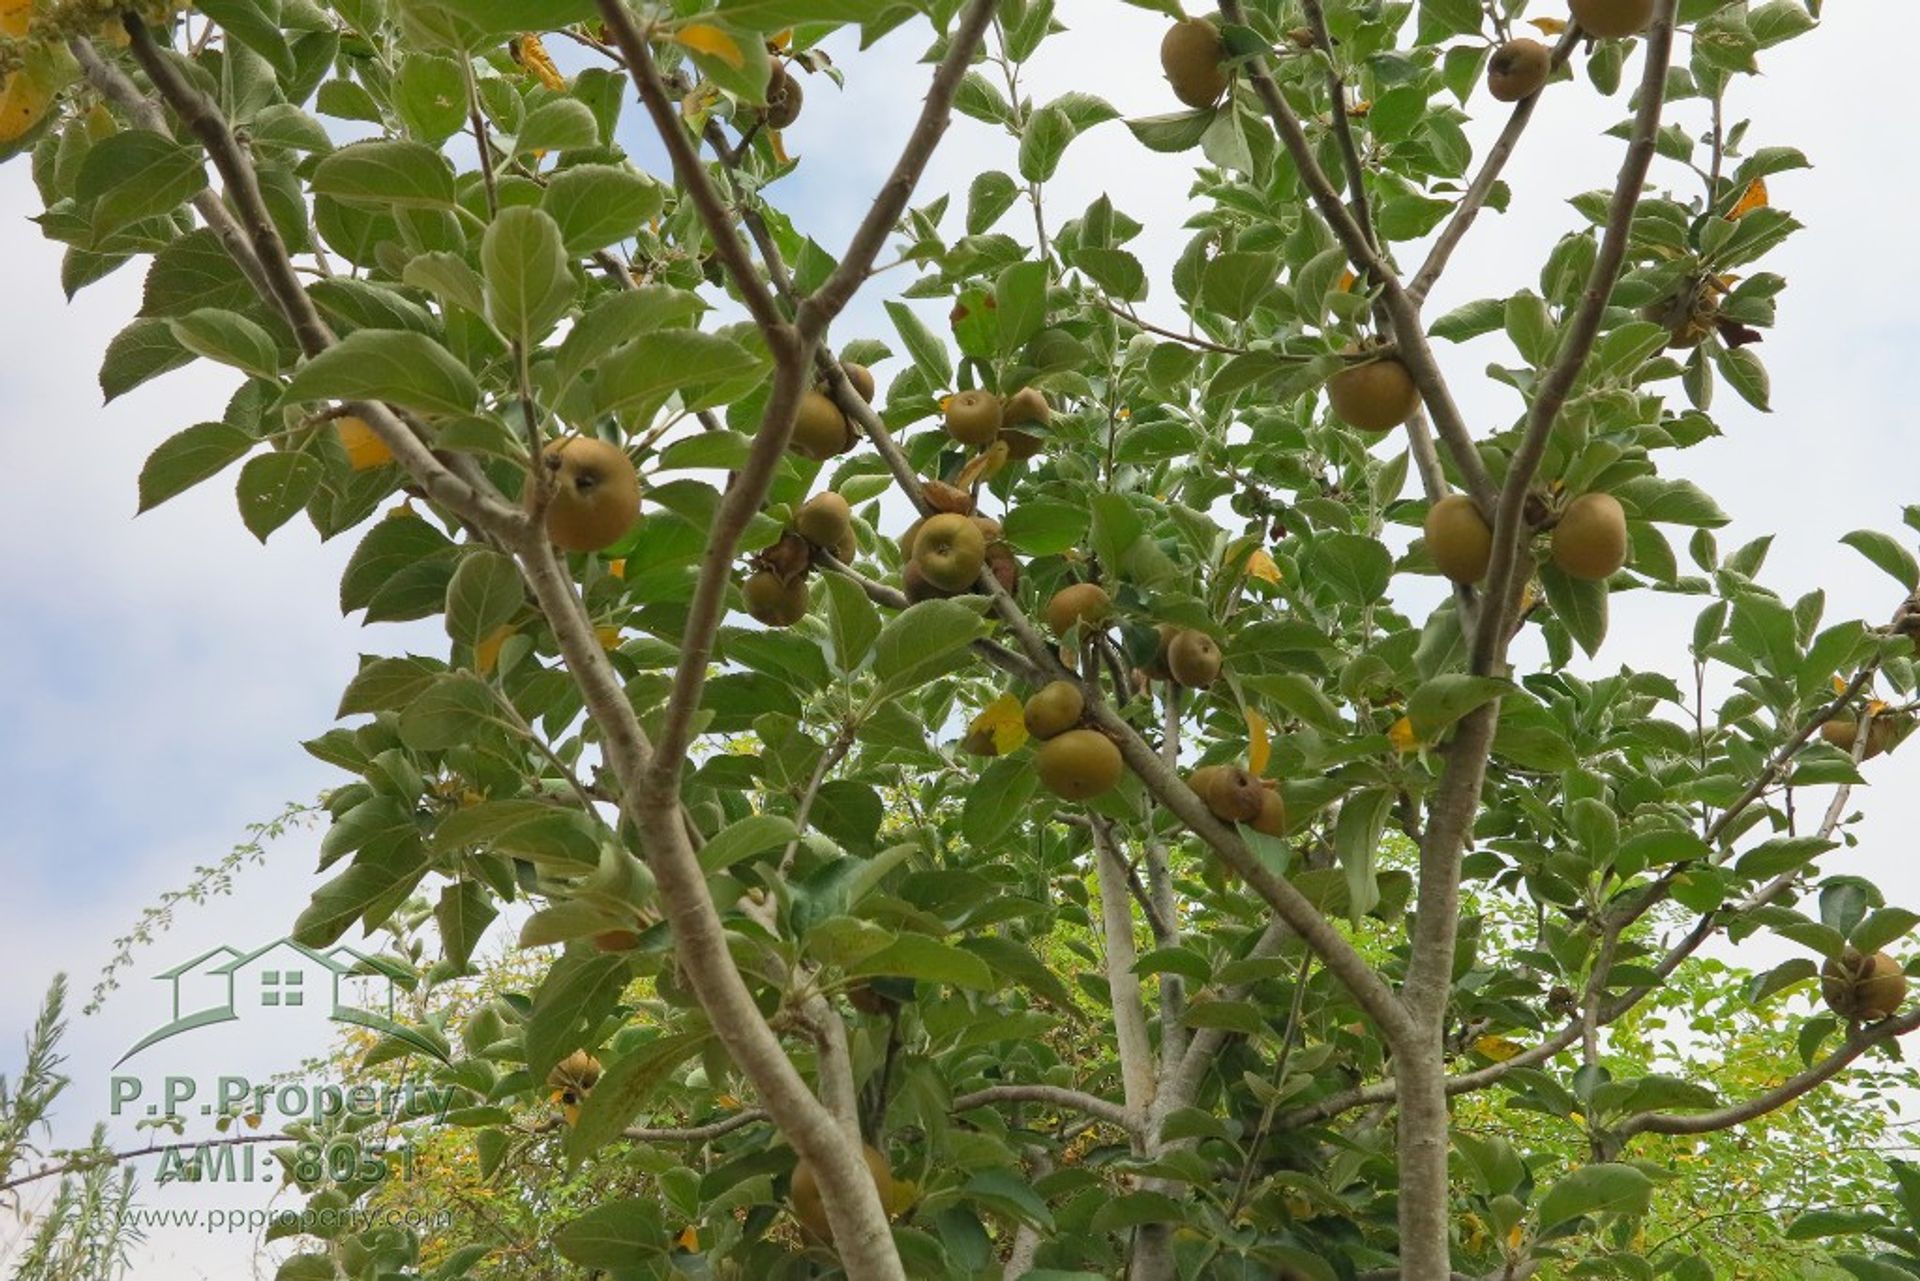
[[3, 2, 1917, 1274]]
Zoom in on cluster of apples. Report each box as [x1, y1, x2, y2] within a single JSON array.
[[1423, 490, 1629, 587]]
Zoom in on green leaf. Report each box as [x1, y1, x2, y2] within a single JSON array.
[[398, 673, 500, 750], [542, 164, 663, 255], [849, 933, 995, 990], [435, 880, 497, 970], [699, 813, 797, 874], [313, 140, 458, 209], [592, 330, 763, 420], [821, 572, 882, 673], [552, 1197, 665, 1268], [1536, 1163, 1653, 1230], [100, 319, 195, 401], [277, 1254, 336, 1281], [1714, 343, 1770, 410], [1200, 251, 1279, 322], [1504, 292, 1556, 367], [1840, 530, 1920, 592], [515, 98, 600, 156], [393, 52, 468, 142], [1333, 788, 1390, 922], [886, 300, 952, 389], [1852, 907, 1920, 954], [1003, 499, 1089, 556], [1018, 105, 1076, 183], [77, 132, 209, 243], [873, 600, 986, 693], [1430, 297, 1508, 343], [712, 0, 895, 27], [481, 206, 577, 345], [1407, 675, 1509, 739], [1074, 246, 1146, 301], [962, 756, 1038, 849], [287, 330, 480, 417], [236, 452, 324, 542], [139, 421, 256, 512], [1089, 1191, 1187, 1233], [1126, 108, 1216, 153], [995, 260, 1049, 354], [199, 0, 295, 75], [958, 936, 1078, 1013], [444, 549, 523, 645], [557, 286, 705, 390], [967, 171, 1020, 235], [566, 1030, 712, 1163], [1541, 563, 1610, 657], [169, 309, 281, 380]]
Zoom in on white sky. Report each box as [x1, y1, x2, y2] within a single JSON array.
[[3, 2, 1918, 1274]]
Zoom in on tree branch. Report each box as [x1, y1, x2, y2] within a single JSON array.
[[1081, 699, 1419, 1050], [1471, 0, 1680, 675], [798, 0, 1000, 338], [1408, 27, 1583, 304], [951, 1084, 1139, 1137], [1094, 820, 1160, 1133], [117, 20, 520, 538], [69, 38, 271, 303], [1216, 0, 1496, 512], [1619, 1005, 1920, 1138], [593, 5, 786, 335]]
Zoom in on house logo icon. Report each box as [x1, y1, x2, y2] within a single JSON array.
[[114, 938, 399, 1067]]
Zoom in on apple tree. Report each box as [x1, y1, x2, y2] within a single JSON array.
[[3, 0, 1918, 1277]]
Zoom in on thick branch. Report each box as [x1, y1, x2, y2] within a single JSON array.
[[1094, 822, 1159, 1132], [1471, 1, 1679, 674]]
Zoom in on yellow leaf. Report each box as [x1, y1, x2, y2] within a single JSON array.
[[769, 28, 793, 49], [1388, 716, 1420, 754], [512, 33, 567, 92], [768, 126, 791, 166], [476, 624, 517, 675], [970, 693, 1030, 757], [1335, 269, 1357, 293], [0, 65, 54, 145], [1529, 16, 1568, 34], [596, 624, 622, 651], [1473, 1034, 1523, 1061], [674, 23, 745, 69], [1246, 548, 1282, 585], [1, 0, 31, 39], [336, 415, 394, 471], [1507, 1223, 1526, 1250], [1729, 176, 1768, 219], [1832, 674, 1849, 694], [608, 558, 626, 579], [956, 440, 1008, 488], [675, 1226, 700, 1252], [1247, 709, 1271, 778]]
